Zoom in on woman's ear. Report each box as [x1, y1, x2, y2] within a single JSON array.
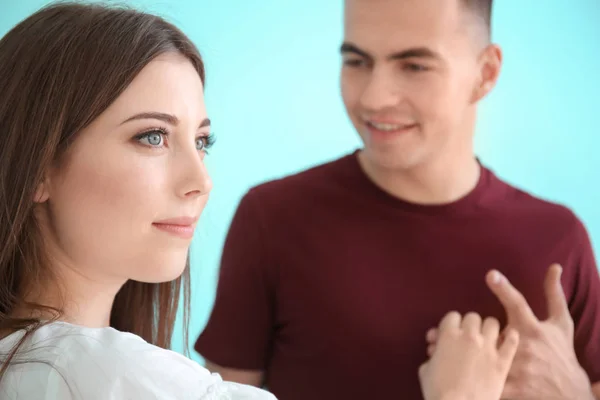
[[33, 178, 50, 203]]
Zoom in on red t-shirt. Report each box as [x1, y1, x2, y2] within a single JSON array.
[[195, 151, 600, 400]]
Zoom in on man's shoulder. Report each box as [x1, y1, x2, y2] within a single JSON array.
[[490, 172, 583, 232], [245, 152, 356, 202]]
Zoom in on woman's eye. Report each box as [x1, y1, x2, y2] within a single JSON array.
[[137, 130, 165, 147], [196, 134, 215, 153]]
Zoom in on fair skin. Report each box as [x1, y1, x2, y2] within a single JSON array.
[[419, 311, 520, 400], [341, 0, 501, 205], [29, 52, 212, 327], [427, 265, 600, 400]]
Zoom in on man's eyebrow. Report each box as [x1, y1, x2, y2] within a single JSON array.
[[341, 42, 443, 62], [341, 42, 372, 60]]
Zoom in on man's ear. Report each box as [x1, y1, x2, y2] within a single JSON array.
[[471, 44, 503, 103]]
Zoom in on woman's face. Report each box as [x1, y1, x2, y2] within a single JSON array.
[[37, 52, 212, 286]]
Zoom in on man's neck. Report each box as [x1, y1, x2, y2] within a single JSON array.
[[358, 151, 481, 205]]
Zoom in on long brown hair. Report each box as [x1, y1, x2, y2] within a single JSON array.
[[0, 1, 204, 378]]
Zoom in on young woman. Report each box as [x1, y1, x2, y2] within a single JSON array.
[[0, 2, 518, 399]]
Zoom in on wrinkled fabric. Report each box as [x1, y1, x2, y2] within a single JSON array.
[[0, 322, 276, 400]]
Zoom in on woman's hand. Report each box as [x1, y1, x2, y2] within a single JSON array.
[[418, 312, 519, 400]]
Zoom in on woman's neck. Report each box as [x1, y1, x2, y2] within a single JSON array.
[[19, 264, 125, 328]]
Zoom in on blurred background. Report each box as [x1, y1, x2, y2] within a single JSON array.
[[1, 0, 599, 364]]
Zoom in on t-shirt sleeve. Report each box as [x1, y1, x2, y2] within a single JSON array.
[[195, 190, 276, 370], [570, 218, 600, 383]]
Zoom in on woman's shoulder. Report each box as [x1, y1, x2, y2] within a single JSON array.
[[0, 322, 276, 399], [1, 320, 171, 372]]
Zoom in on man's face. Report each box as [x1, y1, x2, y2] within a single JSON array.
[[341, 0, 499, 171]]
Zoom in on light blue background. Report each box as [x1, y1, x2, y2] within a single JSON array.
[[2, 0, 599, 363]]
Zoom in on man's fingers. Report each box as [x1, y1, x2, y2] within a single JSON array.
[[497, 328, 519, 368], [544, 263, 572, 328], [486, 270, 539, 329]]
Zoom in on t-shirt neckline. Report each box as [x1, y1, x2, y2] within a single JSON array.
[[343, 149, 492, 216]]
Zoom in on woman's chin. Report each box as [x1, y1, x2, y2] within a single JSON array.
[[130, 253, 189, 283]]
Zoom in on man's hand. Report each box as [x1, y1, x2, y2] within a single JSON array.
[[418, 311, 519, 400], [426, 264, 595, 400]]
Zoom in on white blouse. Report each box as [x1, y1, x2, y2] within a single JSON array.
[[0, 321, 276, 399]]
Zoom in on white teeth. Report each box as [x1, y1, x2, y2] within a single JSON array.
[[368, 121, 405, 131]]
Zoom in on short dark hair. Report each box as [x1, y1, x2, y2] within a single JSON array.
[[462, 0, 493, 37]]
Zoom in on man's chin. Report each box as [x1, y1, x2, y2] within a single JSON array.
[[360, 146, 424, 173]]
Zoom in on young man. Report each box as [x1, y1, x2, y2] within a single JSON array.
[[195, 0, 600, 398]]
